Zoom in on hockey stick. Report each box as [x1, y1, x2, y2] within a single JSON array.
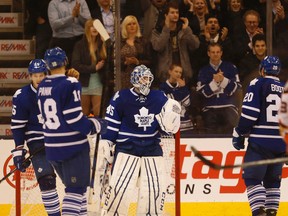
[[190, 146, 288, 170], [88, 83, 109, 206], [88, 132, 101, 204], [88, 20, 111, 207], [93, 19, 110, 42], [0, 146, 45, 184]]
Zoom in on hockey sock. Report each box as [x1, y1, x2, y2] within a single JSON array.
[[265, 188, 280, 213], [80, 192, 87, 216], [247, 184, 266, 216], [62, 192, 83, 215], [41, 189, 61, 216]]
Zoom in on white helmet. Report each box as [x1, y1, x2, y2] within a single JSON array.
[[130, 65, 154, 96]]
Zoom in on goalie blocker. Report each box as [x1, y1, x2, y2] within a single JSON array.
[[101, 152, 166, 216]]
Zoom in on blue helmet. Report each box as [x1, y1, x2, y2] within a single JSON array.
[[28, 59, 48, 74], [44, 47, 68, 70], [259, 56, 281, 76], [130, 65, 154, 96]]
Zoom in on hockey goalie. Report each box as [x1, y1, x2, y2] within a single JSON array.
[[99, 65, 180, 216]]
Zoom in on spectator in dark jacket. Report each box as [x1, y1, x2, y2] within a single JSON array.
[[72, 19, 107, 116]]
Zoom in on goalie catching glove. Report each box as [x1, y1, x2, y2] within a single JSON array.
[[11, 147, 31, 172], [99, 139, 114, 164], [156, 98, 181, 133], [232, 127, 245, 150]]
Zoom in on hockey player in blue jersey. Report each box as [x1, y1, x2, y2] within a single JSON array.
[[100, 64, 181, 216], [159, 63, 194, 131], [37, 47, 107, 215], [232, 56, 286, 216], [11, 59, 61, 216]]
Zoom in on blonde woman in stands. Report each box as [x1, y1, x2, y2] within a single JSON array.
[[120, 15, 151, 89], [72, 19, 107, 116]]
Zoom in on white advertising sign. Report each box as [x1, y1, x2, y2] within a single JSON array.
[[0, 125, 11, 136], [0, 68, 29, 83], [1, 138, 288, 206], [0, 139, 16, 204], [180, 138, 288, 202], [0, 13, 22, 27], [0, 96, 13, 113], [0, 40, 33, 55]]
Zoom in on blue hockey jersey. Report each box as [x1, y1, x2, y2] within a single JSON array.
[[159, 81, 193, 131], [11, 84, 44, 147], [102, 88, 168, 155], [37, 74, 93, 161], [196, 61, 241, 111], [237, 76, 286, 153]]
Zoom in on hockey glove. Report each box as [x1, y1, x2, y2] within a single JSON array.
[[11, 148, 30, 172], [232, 127, 245, 150], [66, 68, 80, 80], [99, 139, 115, 164], [156, 98, 181, 134], [88, 117, 108, 135]]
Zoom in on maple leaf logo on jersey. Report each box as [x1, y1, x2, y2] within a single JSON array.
[[134, 107, 154, 131]]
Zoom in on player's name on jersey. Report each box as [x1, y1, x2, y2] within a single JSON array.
[[38, 87, 52, 96]]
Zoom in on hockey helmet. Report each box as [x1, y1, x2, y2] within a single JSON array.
[[44, 47, 68, 70], [28, 59, 48, 74], [130, 65, 154, 96], [259, 56, 281, 76]]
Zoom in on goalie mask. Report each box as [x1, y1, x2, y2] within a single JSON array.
[[44, 47, 68, 70], [28, 59, 48, 74], [259, 55, 281, 76], [130, 65, 154, 96]]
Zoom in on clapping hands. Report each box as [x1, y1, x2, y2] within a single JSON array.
[[213, 70, 224, 83], [72, 1, 80, 18]]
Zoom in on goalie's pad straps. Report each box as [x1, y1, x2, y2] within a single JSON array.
[[136, 156, 166, 215], [101, 153, 141, 216]]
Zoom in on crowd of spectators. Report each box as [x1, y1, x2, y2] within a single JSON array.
[[21, 0, 288, 135]]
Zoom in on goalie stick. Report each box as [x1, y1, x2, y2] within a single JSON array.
[[93, 19, 110, 42], [88, 83, 109, 207], [191, 146, 288, 170], [0, 146, 45, 184], [89, 19, 112, 207]]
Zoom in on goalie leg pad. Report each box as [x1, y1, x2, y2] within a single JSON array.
[[136, 156, 166, 216], [101, 152, 141, 216]]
